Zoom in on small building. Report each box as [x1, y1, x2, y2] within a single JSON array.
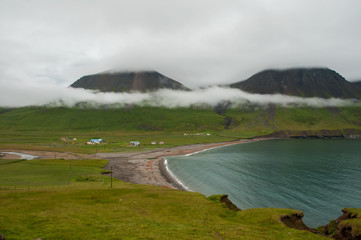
[[159, 141, 164, 145], [151, 141, 157, 145], [130, 141, 140, 147], [91, 139, 104, 144]]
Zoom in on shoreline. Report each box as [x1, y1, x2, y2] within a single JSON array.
[[159, 158, 188, 191], [156, 138, 271, 190], [91, 138, 272, 190], [0, 138, 271, 190]]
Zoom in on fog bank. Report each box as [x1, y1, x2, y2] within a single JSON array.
[[0, 84, 359, 108]]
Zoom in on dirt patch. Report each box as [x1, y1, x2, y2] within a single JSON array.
[[219, 195, 240, 211], [281, 212, 316, 233], [0, 153, 20, 159]]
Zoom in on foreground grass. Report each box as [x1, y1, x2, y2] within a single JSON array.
[[0, 158, 328, 240], [0, 186, 328, 240]]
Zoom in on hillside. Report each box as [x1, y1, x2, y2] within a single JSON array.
[[0, 105, 360, 135], [0, 105, 360, 153], [70, 70, 190, 92], [230, 68, 361, 99]]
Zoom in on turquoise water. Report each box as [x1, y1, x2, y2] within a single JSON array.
[[166, 139, 361, 228]]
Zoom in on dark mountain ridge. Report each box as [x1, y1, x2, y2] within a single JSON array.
[[353, 81, 361, 87], [230, 68, 361, 99], [70, 70, 190, 92], [70, 68, 361, 99]]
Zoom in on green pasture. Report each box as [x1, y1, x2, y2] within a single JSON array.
[[0, 130, 234, 154], [0, 105, 361, 153], [0, 158, 328, 240], [0, 159, 108, 187]]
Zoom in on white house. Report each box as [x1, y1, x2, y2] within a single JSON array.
[[130, 141, 140, 146]]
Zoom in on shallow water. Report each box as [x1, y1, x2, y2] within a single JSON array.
[[2, 152, 38, 160], [166, 139, 361, 228]]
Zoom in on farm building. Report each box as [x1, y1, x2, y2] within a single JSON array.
[[130, 141, 140, 147], [91, 139, 104, 144]]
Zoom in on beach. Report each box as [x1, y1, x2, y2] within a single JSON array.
[[97, 139, 266, 190], [0, 139, 265, 190]]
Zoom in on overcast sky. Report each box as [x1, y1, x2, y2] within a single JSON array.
[[1, 0, 361, 89]]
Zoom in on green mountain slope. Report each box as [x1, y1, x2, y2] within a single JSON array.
[[0, 105, 360, 137], [0, 106, 224, 132]]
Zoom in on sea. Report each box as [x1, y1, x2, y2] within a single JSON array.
[[165, 138, 361, 228]]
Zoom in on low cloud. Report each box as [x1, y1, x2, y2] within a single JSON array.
[[0, 84, 359, 108], [1, 1, 361, 88]]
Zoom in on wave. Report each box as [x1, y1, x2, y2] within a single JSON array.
[[164, 158, 191, 191]]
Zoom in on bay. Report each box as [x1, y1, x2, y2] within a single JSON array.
[[166, 139, 361, 228]]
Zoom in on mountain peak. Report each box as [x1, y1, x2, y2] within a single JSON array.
[[230, 68, 361, 99], [70, 70, 190, 92]]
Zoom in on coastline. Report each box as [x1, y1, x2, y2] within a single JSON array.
[[97, 138, 271, 190], [154, 138, 270, 190], [0, 138, 270, 190], [159, 158, 188, 191]]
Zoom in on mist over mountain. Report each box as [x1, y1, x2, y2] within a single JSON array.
[[70, 70, 190, 92], [2, 67, 361, 108], [230, 68, 361, 99]]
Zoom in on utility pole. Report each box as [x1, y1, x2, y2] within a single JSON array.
[[110, 166, 113, 188], [68, 159, 72, 185]]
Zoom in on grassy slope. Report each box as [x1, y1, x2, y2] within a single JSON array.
[[0, 106, 225, 132], [215, 105, 361, 138], [0, 106, 230, 153], [0, 159, 327, 240], [0, 105, 361, 153], [0, 159, 107, 186], [275, 106, 361, 131]]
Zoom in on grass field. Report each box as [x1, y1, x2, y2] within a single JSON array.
[[0, 159, 108, 187], [0, 158, 329, 240], [0, 105, 360, 153]]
